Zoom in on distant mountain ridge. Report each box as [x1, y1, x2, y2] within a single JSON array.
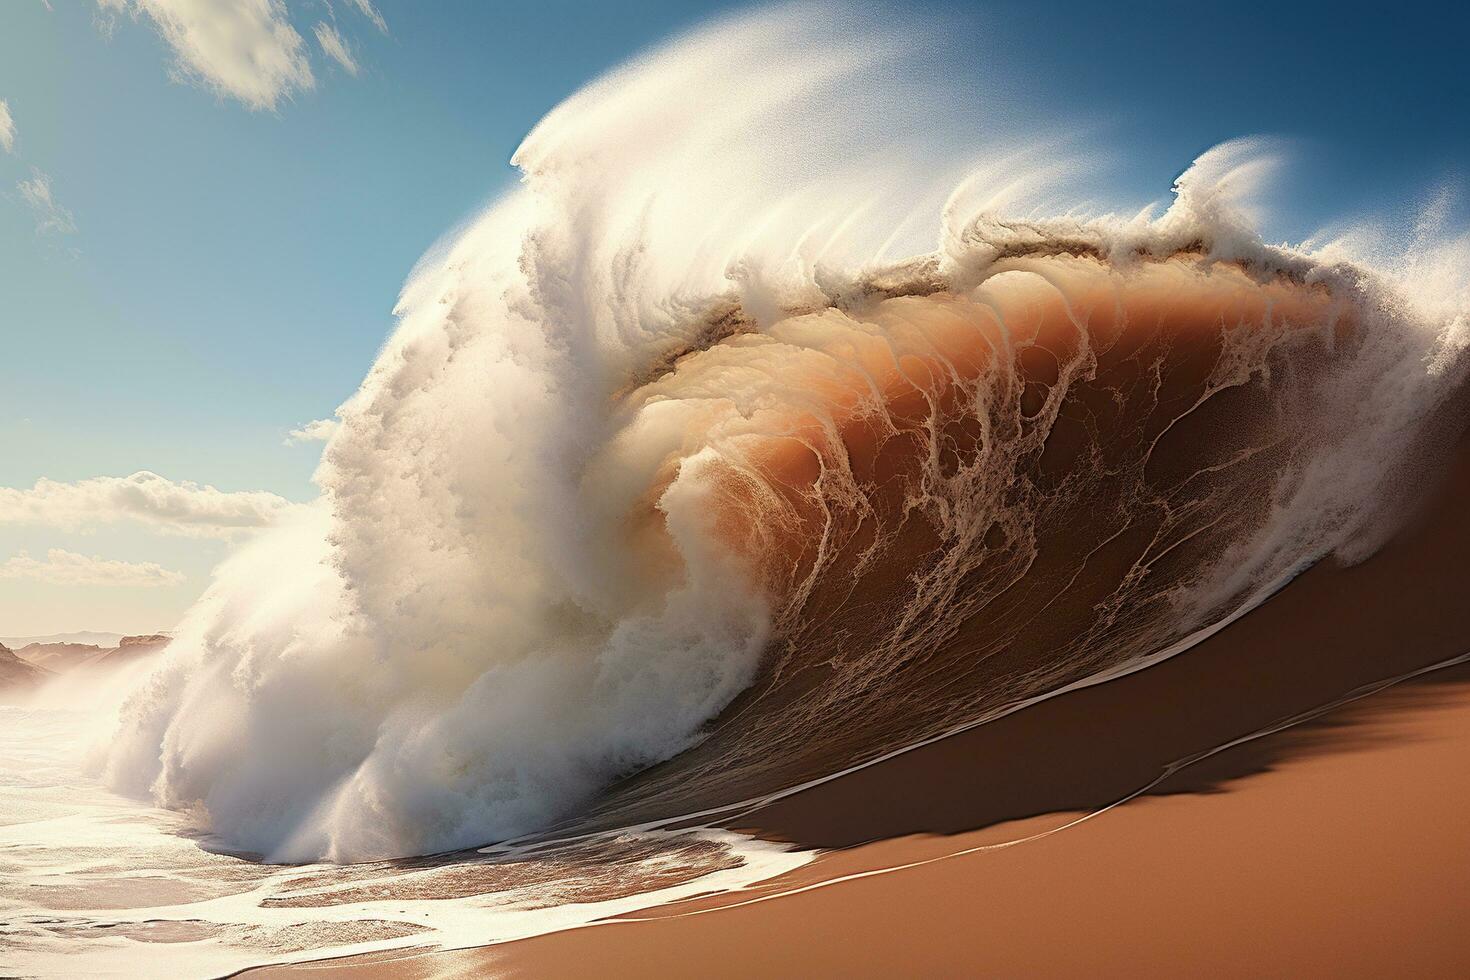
[[2, 634, 172, 689], [14, 642, 106, 672], [0, 631, 127, 649], [0, 642, 50, 695], [101, 634, 172, 668]]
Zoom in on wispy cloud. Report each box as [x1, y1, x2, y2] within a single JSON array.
[[17, 169, 77, 236], [0, 100, 15, 154], [96, 0, 389, 111], [343, 0, 386, 35], [284, 417, 338, 445], [313, 22, 358, 76], [1, 548, 186, 587], [0, 471, 300, 539], [98, 0, 316, 111]]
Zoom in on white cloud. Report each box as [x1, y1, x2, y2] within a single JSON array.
[[0, 100, 15, 154], [284, 417, 338, 445], [98, 0, 315, 111], [1, 549, 186, 587], [343, 0, 386, 34], [0, 471, 300, 539], [312, 22, 358, 76], [17, 169, 77, 235]]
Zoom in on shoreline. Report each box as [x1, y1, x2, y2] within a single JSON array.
[[252, 662, 1470, 979], [455, 662, 1470, 979], [254, 433, 1470, 977]]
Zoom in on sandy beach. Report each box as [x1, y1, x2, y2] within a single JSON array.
[[256, 433, 1470, 979]]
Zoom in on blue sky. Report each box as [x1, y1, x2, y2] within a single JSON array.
[[1, 0, 1467, 635]]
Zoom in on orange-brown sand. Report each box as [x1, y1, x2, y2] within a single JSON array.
[[257, 438, 1470, 978]]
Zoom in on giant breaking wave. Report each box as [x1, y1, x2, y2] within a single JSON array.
[[101, 5, 1470, 862]]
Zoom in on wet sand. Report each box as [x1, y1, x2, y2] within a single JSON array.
[[258, 434, 1470, 978], [475, 672, 1470, 979]]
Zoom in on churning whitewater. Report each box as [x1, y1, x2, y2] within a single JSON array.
[[95, 5, 1469, 864]]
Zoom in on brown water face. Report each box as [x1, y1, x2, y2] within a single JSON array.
[[570, 251, 1372, 831]]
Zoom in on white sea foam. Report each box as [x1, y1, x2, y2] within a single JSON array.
[[0, 705, 810, 978]]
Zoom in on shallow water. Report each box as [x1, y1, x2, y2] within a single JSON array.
[[0, 704, 810, 979]]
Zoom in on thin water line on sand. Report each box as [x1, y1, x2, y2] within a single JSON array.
[[207, 637, 1468, 977], [596, 646, 1470, 923]]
